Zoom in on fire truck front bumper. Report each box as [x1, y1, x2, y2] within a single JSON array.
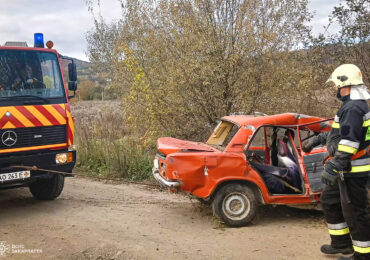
[[0, 149, 76, 188]]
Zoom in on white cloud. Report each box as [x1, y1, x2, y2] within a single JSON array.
[[308, 0, 341, 36], [0, 0, 122, 61], [0, 0, 341, 61]]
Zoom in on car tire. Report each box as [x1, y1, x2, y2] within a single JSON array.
[[29, 173, 65, 200], [212, 184, 258, 227]]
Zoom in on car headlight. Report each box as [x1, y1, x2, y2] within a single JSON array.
[[153, 158, 159, 169]]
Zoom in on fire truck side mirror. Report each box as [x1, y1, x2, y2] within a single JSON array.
[[68, 62, 77, 82], [68, 81, 78, 91]]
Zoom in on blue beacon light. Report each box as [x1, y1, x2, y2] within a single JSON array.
[[34, 33, 44, 48]]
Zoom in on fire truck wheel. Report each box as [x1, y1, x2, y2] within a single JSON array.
[[212, 184, 258, 227], [29, 174, 65, 200]]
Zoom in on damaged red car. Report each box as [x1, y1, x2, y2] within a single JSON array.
[[153, 113, 331, 227]]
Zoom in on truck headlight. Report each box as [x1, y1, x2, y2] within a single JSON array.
[[56, 152, 73, 164]]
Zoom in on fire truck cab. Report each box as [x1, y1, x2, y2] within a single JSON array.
[[0, 33, 77, 200]]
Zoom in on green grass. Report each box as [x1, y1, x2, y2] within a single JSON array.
[[72, 101, 154, 181]]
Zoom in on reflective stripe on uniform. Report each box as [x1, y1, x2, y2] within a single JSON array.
[[332, 116, 340, 128], [350, 157, 370, 173], [329, 228, 350, 235], [363, 112, 370, 127], [328, 222, 348, 230], [339, 139, 360, 149], [353, 246, 370, 254], [351, 158, 370, 166], [327, 222, 350, 236], [338, 144, 358, 154], [353, 240, 370, 254], [332, 122, 340, 128], [350, 158, 370, 173], [350, 165, 370, 173], [362, 120, 370, 127]]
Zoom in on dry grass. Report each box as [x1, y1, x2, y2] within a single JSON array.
[[71, 101, 153, 180]]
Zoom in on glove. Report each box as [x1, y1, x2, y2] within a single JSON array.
[[302, 141, 314, 153], [302, 135, 323, 153], [302, 137, 318, 153], [322, 160, 339, 186]]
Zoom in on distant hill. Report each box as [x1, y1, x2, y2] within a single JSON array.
[[60, 56, 90, 73], [59, 57, 98, 82]]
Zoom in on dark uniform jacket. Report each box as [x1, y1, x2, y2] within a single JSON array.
[[314, 95, 370, 178]]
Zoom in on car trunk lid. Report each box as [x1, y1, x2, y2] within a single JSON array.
[[157, 137, 219, 155]]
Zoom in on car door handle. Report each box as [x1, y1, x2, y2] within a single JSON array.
[[311, 162, 317, 172]]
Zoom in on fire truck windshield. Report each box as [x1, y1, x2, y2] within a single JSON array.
[[0, 50, 66, 106]]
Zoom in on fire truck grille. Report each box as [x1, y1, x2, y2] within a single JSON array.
[[0, 125, 67, 150]]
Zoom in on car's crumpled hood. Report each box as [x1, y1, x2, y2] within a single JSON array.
[[157, 137, 219, 155]]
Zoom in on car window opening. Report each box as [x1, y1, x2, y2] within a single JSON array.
[[207, 121, 239, 151]]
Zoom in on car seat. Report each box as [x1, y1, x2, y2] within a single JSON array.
[[277, 139, 295, 167], [276, 138, 302, 190], [278, 135, 296, 161]]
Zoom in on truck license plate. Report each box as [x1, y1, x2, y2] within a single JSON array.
[[0, 171, 31, 182]]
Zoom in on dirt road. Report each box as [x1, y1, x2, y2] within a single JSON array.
[[0, 176, 334, 260]]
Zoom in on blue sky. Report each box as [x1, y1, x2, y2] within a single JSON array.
[[0, 0, 340, 61]]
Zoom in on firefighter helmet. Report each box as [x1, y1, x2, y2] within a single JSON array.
[[326, 64, 364, 88]]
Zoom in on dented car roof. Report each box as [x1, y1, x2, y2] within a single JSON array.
[[222, 113, 327, 130]]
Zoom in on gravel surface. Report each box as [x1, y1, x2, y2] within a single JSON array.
[[0, 176, 333, 260]]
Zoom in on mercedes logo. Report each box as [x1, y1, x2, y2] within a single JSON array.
[[1, 131, 17, 147]]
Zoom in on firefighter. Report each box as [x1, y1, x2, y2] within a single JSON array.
[[304, 64, 370, 260], [11, 63, 44, 90]]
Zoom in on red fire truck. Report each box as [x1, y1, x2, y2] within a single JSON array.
[[0, 33, 77, 200]]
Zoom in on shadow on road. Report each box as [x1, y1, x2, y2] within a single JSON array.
[[0, 187, 67, 219], [187, 199, 324, 228], [257, 204, 324, 224]]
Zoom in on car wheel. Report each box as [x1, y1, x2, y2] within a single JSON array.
[[29, 174, 65, 200], [212, 184, 258, 227]]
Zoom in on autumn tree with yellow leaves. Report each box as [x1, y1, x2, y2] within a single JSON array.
[[86, 0, 369, 144]]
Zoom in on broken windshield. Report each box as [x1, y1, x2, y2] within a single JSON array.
[[0, 50, 66, 106]]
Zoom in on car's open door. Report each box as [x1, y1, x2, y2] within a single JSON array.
[[296, 118, 332, 194]]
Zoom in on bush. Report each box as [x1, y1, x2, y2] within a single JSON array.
[[72, 101, 153, 180]]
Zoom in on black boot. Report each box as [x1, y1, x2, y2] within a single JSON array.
[[320, 244, 354, 255]]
